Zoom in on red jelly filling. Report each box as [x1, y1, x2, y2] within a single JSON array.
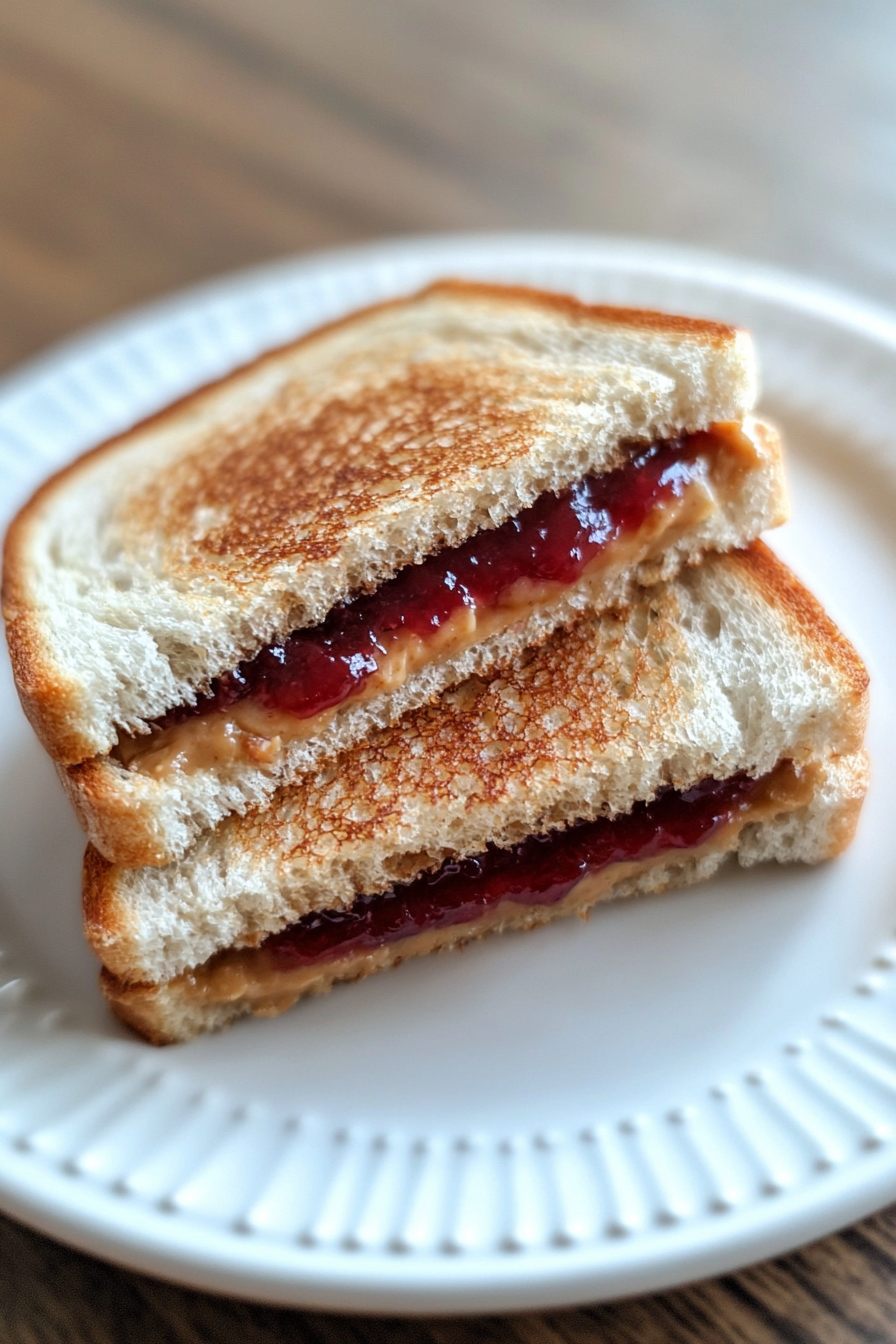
[[161, 432, 713, 729], [263, 771, 764, 969]]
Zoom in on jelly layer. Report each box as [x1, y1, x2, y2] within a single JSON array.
[[140, 758, 816, 1034], [182, 763, 811, 994], [262, 769, 778, 968]]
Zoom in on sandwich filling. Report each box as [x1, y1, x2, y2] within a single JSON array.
[[151, 757, 815, 1016], [116, 422, 762, 779]]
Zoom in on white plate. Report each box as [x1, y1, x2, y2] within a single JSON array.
[[1, 235, 896, 1314]]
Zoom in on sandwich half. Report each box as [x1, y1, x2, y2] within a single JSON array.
[[84, 543, 869, 1045], [3, 281, 787, 868]]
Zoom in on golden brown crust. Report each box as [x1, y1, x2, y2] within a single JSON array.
[[113, 293, 739, 586], [1, 611, 86, 763], [82, 845, 130, 963], [824, 753, 870, 858], [63, 759, 170, 868], [98, 972, 173, 1047], [419, 280, 740, 339], [737, 540, 870, 742]]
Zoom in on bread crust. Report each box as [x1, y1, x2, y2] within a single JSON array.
[[3, 280, 758, 769], [734, 540, 871, 703]]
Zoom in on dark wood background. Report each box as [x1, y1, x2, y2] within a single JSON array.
[[3, 2, 896, 1339]]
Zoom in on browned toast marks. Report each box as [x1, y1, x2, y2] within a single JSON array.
[[119, 359, 551, 576], [736, 540, 870, 701]]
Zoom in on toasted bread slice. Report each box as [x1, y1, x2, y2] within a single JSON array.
[[99, 747, 868, 1047], [4, 281, 784, 867], [84, 544, 869, 1012]]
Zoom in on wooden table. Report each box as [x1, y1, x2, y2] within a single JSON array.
[[3, 2, 896, 1338]]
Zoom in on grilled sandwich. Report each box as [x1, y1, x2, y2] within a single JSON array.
[[84, 544, 868, 1044]]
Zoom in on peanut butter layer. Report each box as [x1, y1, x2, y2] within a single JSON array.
[[116, 421, 765, 780]]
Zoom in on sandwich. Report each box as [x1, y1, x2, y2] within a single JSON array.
[[83, 543, 869, 1045], [3, 281, 787, 869]]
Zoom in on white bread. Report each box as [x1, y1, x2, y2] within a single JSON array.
[[84, 544, 869, 991], [4, 281, 761, 776]]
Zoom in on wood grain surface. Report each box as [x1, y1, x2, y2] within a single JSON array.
[[3, 2, 896, 1339]]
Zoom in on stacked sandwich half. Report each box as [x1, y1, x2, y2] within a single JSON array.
[[2, 281, 869, 1043]]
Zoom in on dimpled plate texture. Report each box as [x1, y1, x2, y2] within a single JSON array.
[[0, 235, 894, 1313]]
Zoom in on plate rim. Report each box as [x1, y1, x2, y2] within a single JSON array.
[[5, 230, 896, 408]]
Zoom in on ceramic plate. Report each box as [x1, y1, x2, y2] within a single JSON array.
[[1, 235, 895, 1313]]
